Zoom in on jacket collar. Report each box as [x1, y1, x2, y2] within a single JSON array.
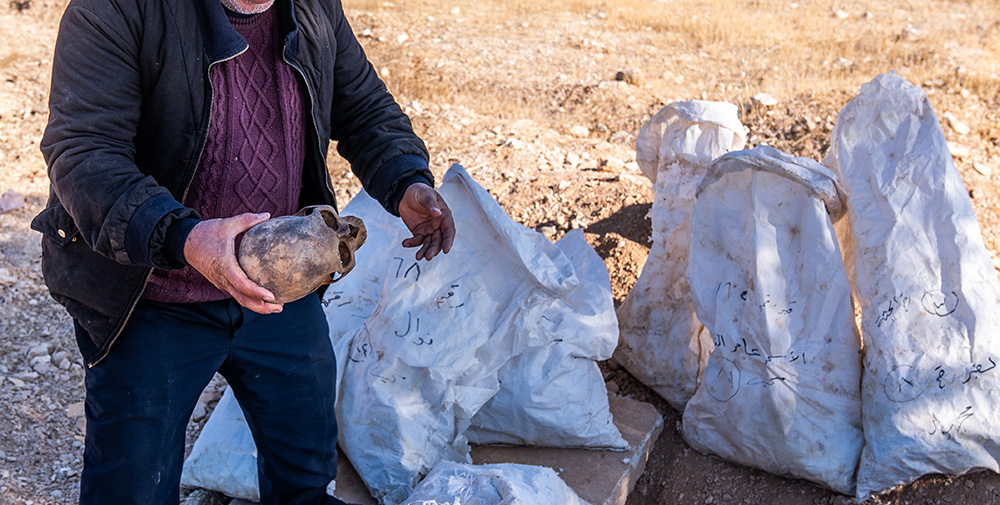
[[201, 0, 300, 63]]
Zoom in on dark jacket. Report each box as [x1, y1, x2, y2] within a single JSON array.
[[32, 0, 431, 366]]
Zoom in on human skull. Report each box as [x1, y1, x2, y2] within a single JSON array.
[[238, 205, 367, 304]]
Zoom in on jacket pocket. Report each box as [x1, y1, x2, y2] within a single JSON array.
[[30, 203, 80, 247]]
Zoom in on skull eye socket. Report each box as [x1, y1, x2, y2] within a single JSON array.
[[338, 241, 353, 270], [319, 208, 341, 230], [347, 223, 361, 241]]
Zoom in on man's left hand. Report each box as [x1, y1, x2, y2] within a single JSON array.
[[398, 182, 455, 261]]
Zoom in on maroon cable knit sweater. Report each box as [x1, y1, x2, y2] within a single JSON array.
[[144, 7, 305, 303]]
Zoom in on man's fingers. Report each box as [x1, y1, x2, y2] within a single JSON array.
[[231, 289, 283, 314], [441, 218, 455, 254], [416, 237, 432, 260], [402, 234, 426, 248], [224, 260, 276, 302], [236, 212, 270, 231], [424, 229, 443, 260]]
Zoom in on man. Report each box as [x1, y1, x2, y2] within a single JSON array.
[[31, 0, 455, 500]]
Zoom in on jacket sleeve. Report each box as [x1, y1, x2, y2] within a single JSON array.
[[326, 1, 432, 216], [39, 0, 196, 269]]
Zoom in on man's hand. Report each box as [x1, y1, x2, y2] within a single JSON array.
[[184, 213, 283, 314], [398, 182, 455, 261]]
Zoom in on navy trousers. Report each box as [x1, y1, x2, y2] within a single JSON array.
[[75, 294, 347, 505]]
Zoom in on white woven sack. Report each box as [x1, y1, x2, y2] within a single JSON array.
[[400, 461, 591, 505], [825, 72, 1000, 500], [180, 387, 259, 501], [337, 164, 621, 504], [681, 145, 863, 494], [466, 228, 625, 449], [614, 100, 746, 410]]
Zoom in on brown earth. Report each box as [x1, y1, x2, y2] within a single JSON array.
[[3, 0, 1000, 504]]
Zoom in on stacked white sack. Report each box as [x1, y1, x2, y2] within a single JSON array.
[[614, 100, 746, 410], [682, 146, 863, 494], [825, 71, 1000, 500]]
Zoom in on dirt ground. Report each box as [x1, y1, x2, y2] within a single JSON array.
[[3, 0, 1000, 504]]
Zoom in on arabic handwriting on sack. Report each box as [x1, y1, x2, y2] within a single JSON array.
[[395, 311, 418, 338], [874, 289, 961, 328], [434, 284, 465, 309], [921, 290, 959, 317], [704, 357, 741, 402], [962, 357, 997, 384], [875, 293, 911, 328], [350, 327, 374, 363], [371, 371, 406, 385], [714, 331, 806, 366], [928, 406, 974, 440], [883, 358, 998, 402], [714, 281, 796, 315]]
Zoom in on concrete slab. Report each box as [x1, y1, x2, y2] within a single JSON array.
[[229, 395, 663, 505], [470, 395, 664, 505]]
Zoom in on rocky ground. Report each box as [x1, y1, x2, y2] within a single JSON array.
[[3, 0, 1000, 504]]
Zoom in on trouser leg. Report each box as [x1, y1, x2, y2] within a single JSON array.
[[220, 293, 344, 505], [77, 300, 231, 505]]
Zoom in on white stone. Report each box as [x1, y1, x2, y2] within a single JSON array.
[[191, 402, 207, 422], [14, 371, 38, 383], [568, 125, 590, 138], [974, 162, 992, 177], [751, 92, 778, 107], [947, 141, 971, 159], [67, 401, 85, 418], [599, 157, 626, 172], [27, 344, 49, 360], [943, 112, 972, 136]]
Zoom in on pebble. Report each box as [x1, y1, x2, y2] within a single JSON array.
[[502, 137, 523, 149], [598, 157, 625, 172], [942, 112, 971, 136], [615, 67, 645, 87], [974, 162, 992, 177], [191, 402, 207, 422], [832, 57, 853, 70], [14, 371, 38, 383], [752, 92, 778, 107], [568, 125, 590, 138], [833, 9, 849, 19], [27, 344, 50, 360], [67, 401, 85, 418], [947, 141, 970, 159]]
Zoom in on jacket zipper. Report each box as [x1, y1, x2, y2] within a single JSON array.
[[283, 49, 336, 202], [89, 46, 249, 368]]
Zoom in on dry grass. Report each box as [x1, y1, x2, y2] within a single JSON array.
[[348, 0, 1000, 125]]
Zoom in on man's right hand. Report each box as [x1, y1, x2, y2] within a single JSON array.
[[183, 213, 283, 314]]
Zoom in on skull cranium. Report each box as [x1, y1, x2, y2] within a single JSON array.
[[238, 205, 367, 304]]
